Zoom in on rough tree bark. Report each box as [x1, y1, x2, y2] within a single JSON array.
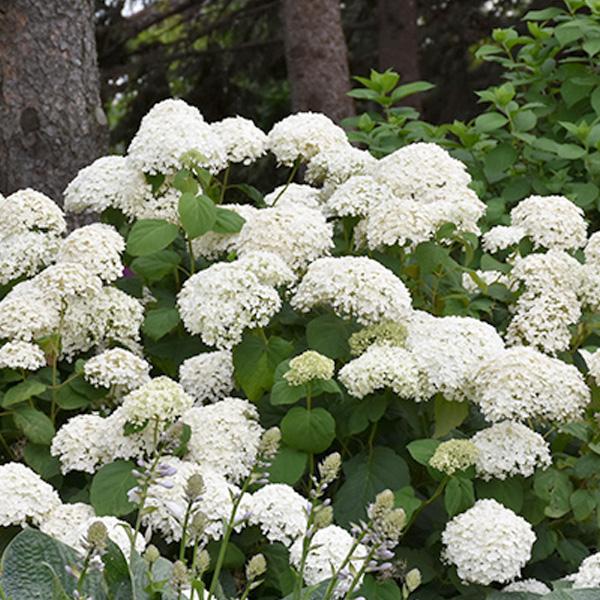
[[281, 0, 355, 123], [377, 0, 421, 108], [0, 1, 108, 203]]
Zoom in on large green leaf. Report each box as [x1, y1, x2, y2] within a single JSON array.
[[269, 446, 308, 485], [306, 314, 353, 359], [126, 219, 179, 256], [280, 407, 336, 453], [178, 193, 217, 239], [433, 396, 469, 438], [12, 406, 55, 445], [143, 307, 181, 341], [334, 447, 410, 526], [212, 207, 246, 233], [444, 477, 475, 517], [90, 460, 137, 517], [131, 250, 181, 282], [2, 379, 46, 408]]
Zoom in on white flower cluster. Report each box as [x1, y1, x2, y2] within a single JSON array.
[[182, 398, 263, 483], [472, 346, 590, 423], [178, 350, 235, 404], [211, 116, 268, 165], [441, 499, 536, 585], [326, 175, 393, 218], [84, 348, 151, 394], [503, 579, 551, 595], [263, 183, 322, 209], [482, 225, 526, 253], [429, 440, 479, 475], [284, 350, 335, 386], [568, 552, 600, 589], [291, 257, 413, 325], [0, 341, 46, 371], [472, 421, 551, 480], [177, 260, 283, 349]]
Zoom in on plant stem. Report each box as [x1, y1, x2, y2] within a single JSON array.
[[403, 477, 448, 534], [272, 159, 300, 204], [77, 550, 92, 595], [187, 238, 196, 275], [218, 166, 230, 204], [341, 545, 378, 600], [179, 500, 194, 561]]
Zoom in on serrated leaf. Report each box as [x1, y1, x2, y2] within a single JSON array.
[[178, 193, 217, 239], [127, 219, 179, 256]]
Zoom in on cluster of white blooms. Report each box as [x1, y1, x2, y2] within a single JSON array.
[[339, 344, 423, 400], [236, 251, 296, 287], [182, 398, 263, 483], [0, 341, 46, 371], [580, 232, 600, 312], [472, 346, 590, 423], [348, 321, 407, 356], [482, 225, 526, 253], [244, 483, 308, 546], [568, 552, 600, 589], [429, 440, 479, 475], [63, 155, 150, 215], [179, 350, 235, 404], [211, 116, 268, 164], [57, 224, 125, 282], [84, 348, 151, 393], [263, 183, 322, 209], [127, 99, 227, 174], [121, 377, 193, 427], [37, 263, 102, 302], [441, 499, 536, 585], [326, 175, 393, 218], [585, 232, 600, 265], [236, 204, 333, 272], [405, 312, 505, 402], [142, 457, 238, 543], [0, 463, 61, 526], [191, 204, 257, 259], [267, 112, 348, 166], [291, 257, 412, 325], [0, 189, 66, 284], [290, 525, 368, 596], [510, 195, 587, 251], [471, 421, 551, 480], [284, 350, 335, 386], [503, 579, 551, 595], [177, 260, 282, 348]]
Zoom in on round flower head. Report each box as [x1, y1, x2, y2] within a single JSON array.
[[305, 145, 376, 191], [182, 398, 263, 482], [585, 231, 600, 266], [0, 231, 60, 285], [267, 112, 348, 166], [127, 98, 227, 174], [568, 552, 600, 589], [177, 261, 282, 349], [191, 204, 257, 260], [472, 346, 590, 423], [482, 225, 526, 253], [236, 204, 334, 272], [179, 350, 235, 404], [429, 440, 478, 476], [142, 457, 238, 544], [441, 499, 535, 585], [245, 483, 309, 546], [349, 322, 407, 356], [35, 263, 102, 303], [510, 194, 587, 251], [325, 175, 393, 218], [291, 256, 413, 326], [57, 224, 125, 282], [405, 312, 505, 402], [339, 343, 423, 400], [0, 341, 46, 370], [264, 183, 322, 209], [290, 525, 368, 596], [471, 421, 551, 480], [84, 348, 151, 394], [40, 502, 97, 549], [0, 188, 66, 235], [210, 116, 268, 164], [121, 377, 193, 427], [63, 155, 150, 214], [0, 463, 61, 526], [372, 143, 472, 203], [235, 251, 296, 287], [283, 351, 334, 386], [503, 579, 551, 595]]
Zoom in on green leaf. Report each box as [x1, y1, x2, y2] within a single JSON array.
[[512, 109, 537, 132], [534, 468, 573, 518], [444, 477, 475, 517], [131, 250, 181, 282], [102, 540, 134, 599], [90, 460, 137, 517], [524, 7, 563, 20], [359, 576, 402, 600], [433, 396, 469, 438], [269, 446, 308, 485], [390, 81, 435, 102], [12, 406, 55, 445], [178, 193, 217, 239], [263, 544, 295, 596], [23, 443, 61, 480], [172, 169, 199, 194], [281, 407, 336, 453], [394, 486, 422, 521], [306, 314, 353, 359], [55, 382, 90, 410], [477, 478, 524, 512], [233, 331, 294, 401], [406, 439, 440, 466], [555, 143, 587, 159], [143, 307, 181, 341], [334, 447, 410, 527], [592, 86, 600, 116], [127, 219, 179, 256], [2, 379, 47, 407], [571, 489, 596, 521], [212, 207, 246, 234], [474, 112, 508, 133]]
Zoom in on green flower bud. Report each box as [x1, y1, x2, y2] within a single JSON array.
[[189, 511, 208, 539], [171, 560, 189, 589], [260, 427, 281, 458], [185, 473, 205, 501], [349, 322, 407, 356], [86, 521, 108, 553], [144, 544, 160, 564], [314, 505, 334, 529], [246, 553, 267, 581], [318, 452, 342, 485], [197, 550, 211, 576], [405, 568, 421, 592], [429, 439, 478, 476], [283, 351, 334, 386]]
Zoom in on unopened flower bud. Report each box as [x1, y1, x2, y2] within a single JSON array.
[[144, 544, 160, 563], [318, 452, 341, 485], [171, 560, 189, 589], [246, 553, 267, 581], [197, 549, 211, 575], [86, 521, 108, 553], [405, 568, 421, 592], [189, 511, 208, 539], [185, 473, 205, 501], [314, 505, 334, 529], [260, 427, 281, 458]]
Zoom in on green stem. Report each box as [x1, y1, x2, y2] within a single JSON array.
[[218, 166, 230, 204], [77, 551, 93, 595], [341, 545, 378, 600], [187, 238, 196, 275], [272, 159, 300, 204], [0, 432, 14, 460], [404, 477, 448, 534], [179, 500, 194, 561]]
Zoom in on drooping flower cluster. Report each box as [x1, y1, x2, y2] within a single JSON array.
[[441, 499, 536, 585]]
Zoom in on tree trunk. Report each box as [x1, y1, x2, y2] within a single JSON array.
[[0, 1, 108, 204], [281, 0, 355, 123], [377, 0, 421, 108]]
